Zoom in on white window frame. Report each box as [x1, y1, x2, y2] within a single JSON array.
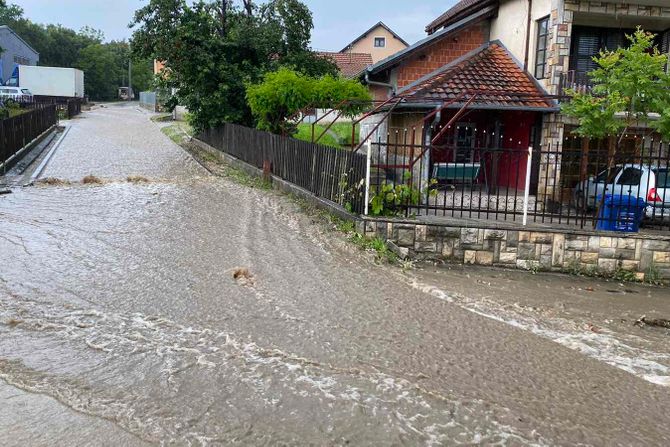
[[373, 36, 386, 48]]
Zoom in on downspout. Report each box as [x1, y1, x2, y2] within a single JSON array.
[[523, 0, 533, 71]]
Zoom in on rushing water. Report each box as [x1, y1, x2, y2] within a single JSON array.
[[1, 105, 669, 445]]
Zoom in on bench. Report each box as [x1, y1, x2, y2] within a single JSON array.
[[432, 162, 481, 184]]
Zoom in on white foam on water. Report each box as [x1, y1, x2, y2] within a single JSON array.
[[409, 279, 670, 387], [0, 297, 548, 446]]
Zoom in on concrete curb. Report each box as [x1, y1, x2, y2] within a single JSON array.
[[191, 138, 359, 224], [30, 125, 72, 182], [0, 124, 57, 173]]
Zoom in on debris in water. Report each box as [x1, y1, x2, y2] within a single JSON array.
[[82, 175, 103, 184], [635, 316, 670, 329], [586, 323, 601, 333], [5, 318, 22, 328], [127, 175, 150, 183], [233, 267, 254, 286], [36, 177, 71, 186]]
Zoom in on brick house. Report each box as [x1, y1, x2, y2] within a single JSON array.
[[360, 0, 670, 204]]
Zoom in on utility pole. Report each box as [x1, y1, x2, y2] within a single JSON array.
[[128, 57, 133, 101]]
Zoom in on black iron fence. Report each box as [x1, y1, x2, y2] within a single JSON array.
[[366, 136, 670, 231], [0, 104, 58, 168], [198, 123, 368, 213]]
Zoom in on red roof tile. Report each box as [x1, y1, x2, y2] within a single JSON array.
[[317, 52, 373, 78], [399, 43, 554, 110]]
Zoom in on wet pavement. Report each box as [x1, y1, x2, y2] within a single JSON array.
[[1, 103, 670, 446]]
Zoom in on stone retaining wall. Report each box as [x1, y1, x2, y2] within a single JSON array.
[[361, 219, 670, 282]]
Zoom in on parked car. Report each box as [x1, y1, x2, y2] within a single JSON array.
[[0, 86, 33, 103], [573, 164, 670, 220]]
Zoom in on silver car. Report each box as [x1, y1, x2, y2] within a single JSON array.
[[573, 164, 670, 220]]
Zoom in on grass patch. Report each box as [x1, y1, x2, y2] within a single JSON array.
[[329, 122, 359, 146], [150, 114, 173, 123], [220, 164, 272, 190], [293, 123, 341, 148], [349, 232, 398, 264], [561, 258, 665, 285], [161, 123, 193, 145], [286, 193, 398, 264]]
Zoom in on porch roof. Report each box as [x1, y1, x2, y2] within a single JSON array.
[[396, 41, 557, 111]]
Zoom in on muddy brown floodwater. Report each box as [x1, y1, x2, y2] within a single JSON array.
[[1, 103, 670, 446]]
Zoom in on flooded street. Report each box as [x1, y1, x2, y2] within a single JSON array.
[[1, 103, 670, 446]]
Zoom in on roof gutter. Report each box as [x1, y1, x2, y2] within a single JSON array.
[[365, 71, 395, 95]]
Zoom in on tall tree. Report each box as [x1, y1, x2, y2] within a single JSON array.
[[131, 0, 337, 131], [563, 28, 670, 144]]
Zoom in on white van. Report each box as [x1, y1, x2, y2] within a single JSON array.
[[0, 86, 34, 103]]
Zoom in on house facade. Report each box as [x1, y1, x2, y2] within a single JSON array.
[[342, 22, 409, 64], [360, 0, 670, 205], [0, 25, 39, 85]]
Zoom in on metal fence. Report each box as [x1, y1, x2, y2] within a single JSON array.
[[365, 136, 670, 231], [139, 91, 158, 112], [198, 123, 368, 213], [0, 104, 58, 169]]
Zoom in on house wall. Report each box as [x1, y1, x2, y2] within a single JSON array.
[[153, 60, 166, 75], [394, 22, 490, 89], [348, 25, 409, 63], [489, 0, 552, 72], [489, 0, 529, 63], [0, 26, 39, 84]]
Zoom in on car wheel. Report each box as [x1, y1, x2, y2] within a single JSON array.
[[573, 191, 587, 211]]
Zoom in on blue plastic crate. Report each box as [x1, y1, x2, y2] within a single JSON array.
[[596, 195, 647, 233]]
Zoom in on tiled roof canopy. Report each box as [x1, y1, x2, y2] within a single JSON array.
[[317, 52, 373, 78], [426, 0, 497, 34], [398, 43, 554, 110]]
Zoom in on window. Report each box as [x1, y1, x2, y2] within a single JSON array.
[[617, 168, 642, 186], [374, 37, 386, 48], [569, 26, 644, 75], [654, 169, 670, 188], [534, 17, 550, 79], [13, 55, 30, 65], [595, 169, 620, 183]]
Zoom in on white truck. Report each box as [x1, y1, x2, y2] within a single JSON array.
[[7, 66, 84, 98]]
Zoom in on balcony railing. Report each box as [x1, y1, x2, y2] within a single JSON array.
[[558, 70, 594, 98]]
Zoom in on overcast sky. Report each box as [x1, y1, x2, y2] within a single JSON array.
[[13, 0, 458, 49]]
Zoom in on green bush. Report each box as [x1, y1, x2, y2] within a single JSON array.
[[247, 68, 371, 135]]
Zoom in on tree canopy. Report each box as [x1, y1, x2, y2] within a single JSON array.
[[563, 28, 670, 144], [246, 68, 371, 135], [131, 0, 338, 131], [0, 3, 153, 100]]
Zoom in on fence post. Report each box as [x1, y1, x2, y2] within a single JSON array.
[[364, 140, 372, 216], [523, 146, 533, 226]]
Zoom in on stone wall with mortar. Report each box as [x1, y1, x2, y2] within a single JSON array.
[[361, 218, 670, 281]]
